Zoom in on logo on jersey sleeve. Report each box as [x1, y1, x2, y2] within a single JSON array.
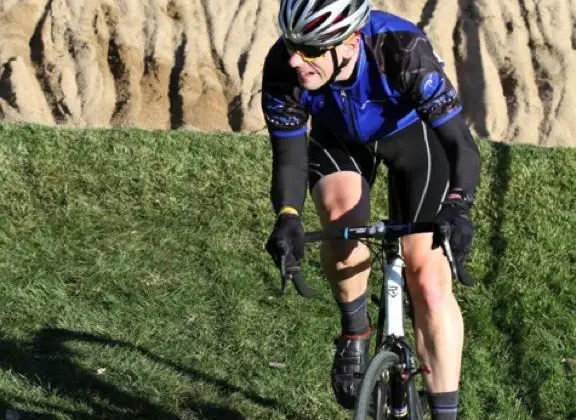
[[263, 93, 304, 128], [419, 72, 444, 101]]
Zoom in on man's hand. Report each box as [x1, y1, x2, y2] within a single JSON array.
[[266, 213, 317, 298], [435, 196, 476, 286], [265, 214, 305, 269]]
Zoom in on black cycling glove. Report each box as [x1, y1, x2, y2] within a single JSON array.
[[265, 214, 305, 269], [435, 197, 476, 286]]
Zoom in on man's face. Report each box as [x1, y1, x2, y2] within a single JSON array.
[[285, 37, 357, 90], [288, 48, 335, 90]]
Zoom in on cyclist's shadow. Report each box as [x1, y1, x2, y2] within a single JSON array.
[[0, 327, 292, 419]]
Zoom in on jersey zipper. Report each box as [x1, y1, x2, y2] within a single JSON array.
[[340, 89, 361, 142]]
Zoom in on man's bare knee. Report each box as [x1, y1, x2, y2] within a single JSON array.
[[406, 266, 448, 313], [312, 172, 370, 228], [403, 235, 452, 314]]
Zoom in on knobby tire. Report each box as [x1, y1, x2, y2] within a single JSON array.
[[353, 351, 398, 420], [353, 350, 424, 420]]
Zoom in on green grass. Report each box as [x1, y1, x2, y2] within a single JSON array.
[[0, 122, 574, 419]]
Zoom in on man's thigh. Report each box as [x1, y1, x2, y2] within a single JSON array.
[[308, 128, 377, 229], [375, 121, 451, 271], [311, 171, 371, 229], [380, 121, 450, 224]]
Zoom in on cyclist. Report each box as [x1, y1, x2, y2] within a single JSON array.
[[262, 1, 480, 419]]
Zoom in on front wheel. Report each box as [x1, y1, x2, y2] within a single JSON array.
[[353, 350, 425, 420], [353, 350, 398, 420]]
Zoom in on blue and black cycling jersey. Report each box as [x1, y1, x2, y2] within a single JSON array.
[[262, 11, 462, 142], [261, 11, 480, 214]]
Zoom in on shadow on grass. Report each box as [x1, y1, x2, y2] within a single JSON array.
[[482, 142, 550, 417], [182, 401, 246, 420], [0, 402, 52, 419], [0, 395, 94, 419], [0, 331, 179, 419], [482, 141, 511, 287], [0, 327, 310, 420]]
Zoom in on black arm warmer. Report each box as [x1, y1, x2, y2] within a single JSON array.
[[432, 113, 481, 194], [270, 134, 308, 214]]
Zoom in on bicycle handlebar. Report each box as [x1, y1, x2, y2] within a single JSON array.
[[304, 221, 438, 242], [280, 220, 476, 297]]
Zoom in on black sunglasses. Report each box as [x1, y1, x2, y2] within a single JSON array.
[[282, 38, 332, 61]]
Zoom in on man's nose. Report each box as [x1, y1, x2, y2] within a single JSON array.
[[288, 52, 304, 68]]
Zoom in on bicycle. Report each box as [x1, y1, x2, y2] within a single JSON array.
[[279, 219, 473, 419]]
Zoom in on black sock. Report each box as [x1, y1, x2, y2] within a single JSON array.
[[427, 390, 459, 420], [336, 294, 370, 336]]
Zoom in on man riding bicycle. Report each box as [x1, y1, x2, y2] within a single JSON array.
[[262, 1, 481, 418]]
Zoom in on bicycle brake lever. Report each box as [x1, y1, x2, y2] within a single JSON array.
[[279, 255, 317, 298], [280, 278, 288, 296], [279, 255, 289, 296], [442, 237, 459, 281], [436, 222, 477, 286], [435, 222, 458, 281]]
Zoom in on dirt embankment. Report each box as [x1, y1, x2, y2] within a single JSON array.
[[0, 0, 574, 146]]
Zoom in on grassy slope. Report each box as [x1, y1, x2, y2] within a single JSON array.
[[0, 123, 574, 419]]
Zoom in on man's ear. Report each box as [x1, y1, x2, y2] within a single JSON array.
[[343, 34, 360, 58]]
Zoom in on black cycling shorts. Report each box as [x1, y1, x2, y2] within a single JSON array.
[[308, 120, 449, 223]]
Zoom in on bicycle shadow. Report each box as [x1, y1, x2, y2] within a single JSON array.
[[0, 327, 305, 420]]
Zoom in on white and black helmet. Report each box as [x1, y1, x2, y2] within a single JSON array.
[[279, 0, 371, 48]]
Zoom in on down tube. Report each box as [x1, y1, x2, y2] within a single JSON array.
[[384, 255, 405, 337]]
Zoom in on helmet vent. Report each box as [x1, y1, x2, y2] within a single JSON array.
[[303, 12, 331, 34]]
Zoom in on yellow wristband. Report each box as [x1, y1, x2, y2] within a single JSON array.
[[278, 206, 299, 216]]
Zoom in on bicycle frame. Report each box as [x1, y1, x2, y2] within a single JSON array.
[[374, 232, 430, 381], [372, 236, 424, 418], [374, 239, 421, 363], [376, 238, 406, 347]]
